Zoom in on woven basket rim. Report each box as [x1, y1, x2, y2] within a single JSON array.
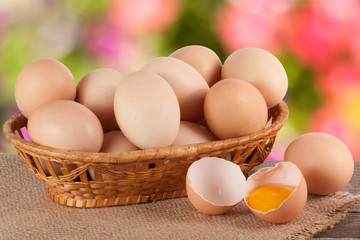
[[3, 101, 288, 164]]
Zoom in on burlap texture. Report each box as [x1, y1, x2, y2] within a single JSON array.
[[0, 154, 359, 240]]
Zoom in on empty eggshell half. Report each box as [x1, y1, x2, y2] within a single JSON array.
[[244, 161, 307, 223], [186, 157, 246, 215]]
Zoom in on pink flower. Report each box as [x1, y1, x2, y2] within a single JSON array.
[[349, 31, 360, 66], [0, 12, 5, 40], [310, 0, 360, 42], [318, 63, 360, 101], [311, 0, 360, 31], [284, 0, 360, 70], [85, 21, 140, 71], [108, 0, 181, 35], [341, 95, 360, 132], [283, 9, 340, 70], [310, 104, 359, 161], [216, 0, 291, 53]]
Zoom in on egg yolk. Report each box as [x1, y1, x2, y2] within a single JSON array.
[[247, 185, 295, 212]]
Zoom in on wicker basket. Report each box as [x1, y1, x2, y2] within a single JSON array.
[[3, 101, 288, 208]]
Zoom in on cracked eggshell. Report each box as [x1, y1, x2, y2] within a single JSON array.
[[244, 162, 308, 223], [186, 157, 246, 215]]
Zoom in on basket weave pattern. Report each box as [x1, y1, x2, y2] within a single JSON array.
[[3, 101, 288, 208]]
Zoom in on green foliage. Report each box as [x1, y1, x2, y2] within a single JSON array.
[[282, 53, 322, 132], [0, 27, 35, 104], [158, 0, 226, 61], [66, 0, 109, 17], [60, 48, 98, 83]]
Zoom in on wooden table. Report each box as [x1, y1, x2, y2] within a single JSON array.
[[256, 161, 359, 239], [313, 161, 359, 239]]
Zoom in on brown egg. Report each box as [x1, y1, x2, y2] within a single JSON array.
[[141, 57, 209, 121], [27, 100, 103, 152], [89, 130, 140, 181], [76, 68, 124, 131], [244, 162, 308, 223], [221, 47, 288, 108], [186, 157, 246, 215], [172, 121, 218, 146], [15, 58, 76, 118], [100, 131, 139, 153], [204, 78, 268, 139], [169, 45, 222, 87], [284, 132, 354, 195], [114, 70, 180, 149]]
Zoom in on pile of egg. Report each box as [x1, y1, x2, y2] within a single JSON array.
[[15, 46, 288, 155], [14, 45, 354, 223]]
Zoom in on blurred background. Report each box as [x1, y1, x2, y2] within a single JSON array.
[[0, 0, 359, 161]]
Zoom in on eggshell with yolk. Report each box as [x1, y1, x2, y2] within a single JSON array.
[[244, 162, 308, 223]]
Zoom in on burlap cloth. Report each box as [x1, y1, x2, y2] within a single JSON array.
[[0, 154, 359, 240]]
